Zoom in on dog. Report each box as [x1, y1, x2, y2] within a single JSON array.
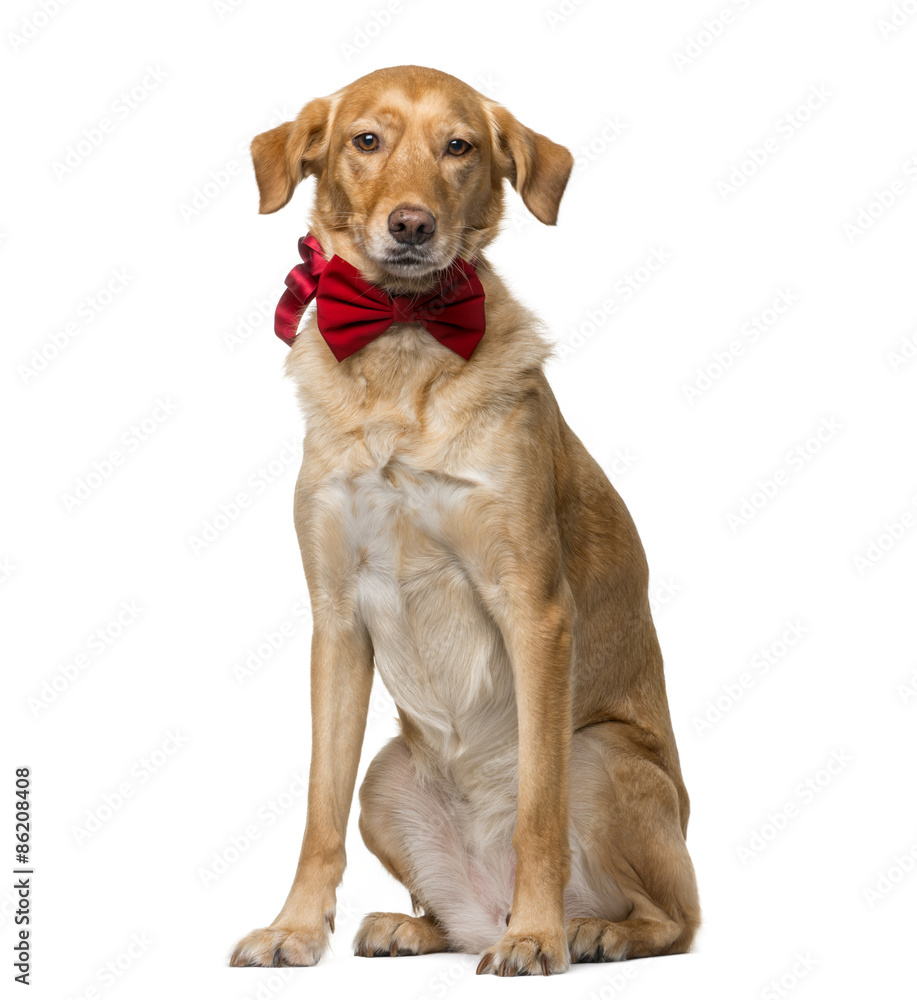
[[230, 65, 699, 976]]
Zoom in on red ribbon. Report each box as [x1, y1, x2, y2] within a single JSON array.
[[273, 234, 486, 362], [274, 233, 328, 347]]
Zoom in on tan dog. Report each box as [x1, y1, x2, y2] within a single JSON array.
[[230, 65, 699, 976]]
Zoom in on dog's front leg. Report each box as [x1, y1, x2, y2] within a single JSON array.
[[230, 623, 373, 967], [477, 586, 573, 976]]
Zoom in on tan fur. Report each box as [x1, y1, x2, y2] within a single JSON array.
[[230, 65, 699, 976]]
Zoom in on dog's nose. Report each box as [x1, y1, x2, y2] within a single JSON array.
[[388, 206, 436, 245]]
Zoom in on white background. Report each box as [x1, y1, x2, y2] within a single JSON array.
[[3, 0, 916, 998]]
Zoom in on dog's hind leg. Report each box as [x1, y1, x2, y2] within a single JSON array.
[[566, 721, 701, 962], [356, 736, 514, 956]]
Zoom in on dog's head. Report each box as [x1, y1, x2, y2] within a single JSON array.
[[251, 65, 574, 292]]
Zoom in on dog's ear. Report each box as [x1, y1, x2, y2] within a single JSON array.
[[250, 98, 332, 214], [488, 104, 574, 226]]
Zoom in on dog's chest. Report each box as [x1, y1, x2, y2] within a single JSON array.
[[318, 444, 517, 765]]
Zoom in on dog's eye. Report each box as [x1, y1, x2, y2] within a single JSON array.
[[447, 139, 471, 156], [353, 133, 379, 152]]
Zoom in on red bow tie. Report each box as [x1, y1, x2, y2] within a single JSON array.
[[274, 233, 486, 362]]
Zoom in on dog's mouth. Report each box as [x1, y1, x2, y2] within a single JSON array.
[[376, 246, 444, 277], [361, 227, 457, 281]]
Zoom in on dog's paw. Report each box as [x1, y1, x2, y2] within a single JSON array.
[[353, 912, 447, 957], [476, 928, 569, 976], [567, 917, 627, 962], [229, 925, 328, 968]]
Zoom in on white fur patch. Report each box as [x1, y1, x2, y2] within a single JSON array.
[[320, 460, 518, 776], [362, 738, 620, 952]]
